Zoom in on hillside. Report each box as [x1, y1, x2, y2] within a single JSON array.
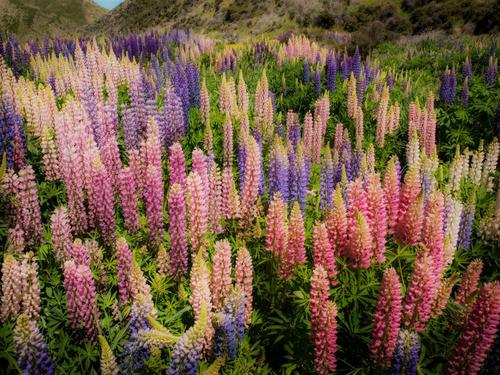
[[0, 0, 106, 39], [89, 0, 500, 48]]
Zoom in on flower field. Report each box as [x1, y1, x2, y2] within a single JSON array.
[[0, 32, 499, 374]]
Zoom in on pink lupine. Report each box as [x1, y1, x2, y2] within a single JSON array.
[[376, 84, 389, 147], [19, 252, 41, 320], [7, 225, 24, 253], [455, 259, 483, 310], [347, 210, 373, 269], [383, 156, 401, 235], [446, 282, 500, 375], [191, 148, 209, 196], [223, 114, 233, 167], [169, 183, 188, 278], [67, 239, 91, 266], [91, 159, 116, 245], [265, 192, 288, 258], [313, 222, 337, 285], [422, 190, 445, 276], [310, 265, 330, 338], [100, 132, 122, 194], [169, 142, 187, 189], [143, 117, 162, 171], [208, 161, 223, 234], [63, 260, 99, 341], [116, 237, 133, 305], [119, 167, 140, 233], [236, 246, 253, 325], [289, 201, 306, 265], [221, 166, 241, 220], [50, 207, 73, 262], [396, 167, 422, 245], [128, 149, 144, 196], [403, 250, 437, 332], [0, 255, 22, 322], [40, 128, 60, 181], [334, 123, 344, 153], [129, 258, 155, 308], [370, 268, 403, 367], [240, 135, 261, 222], [348, 178, 370, 226], [144, 165, 164, 247], [238, 70, 249, 114], [366, 173, 388, 263], [424, 109, 437, 157], [326, 187, 348, 257], [211, 239, 232, 310], [187, 172, 208, 252]]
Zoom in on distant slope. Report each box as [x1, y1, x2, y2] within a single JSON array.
[[89, 0, 500, 47], [0, 0, 107, 39]]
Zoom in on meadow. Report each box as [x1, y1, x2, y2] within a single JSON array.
[[0, 31, 499, 374]]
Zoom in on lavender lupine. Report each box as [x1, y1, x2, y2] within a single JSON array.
[[391, 330, 420, 375], [458, 203, 475, 249], [319, 145, 334, 211]]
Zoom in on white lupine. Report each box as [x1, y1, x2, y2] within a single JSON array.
[[460, 149, 470, 182], [469, 141, 485, 185], [444, 196, 463, 265], [406, 131, 420, 171], [482, 137, 499, 191]]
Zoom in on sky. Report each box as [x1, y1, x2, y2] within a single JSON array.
[[95, 0, 124, 10]]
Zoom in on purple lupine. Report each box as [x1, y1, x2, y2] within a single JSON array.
[[1, 99, 27, 170], [326, 53, 337, 92], [299, 151, 311, 210], [315, 65, 322, 96], [387, 75, 395, 91], [238, 138, 247, 191], [286, 113, 301, 148], [357, 78, 367, 105], [458, 203, 475, 249], [304, 60, 310, 83], [486, 57, 497, 86], [353, 47, 361, 80], [288, 146, 299, 204], [462, 58, 472, 81], [391, 330, 420, 375], [320, 145, 334, 210], [171, 63, 191, 131], [268, 141, 288, 202], [213, 292, 246, 360], [162, 88, 185, 147]]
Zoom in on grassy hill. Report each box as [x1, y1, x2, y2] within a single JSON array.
[[0, 0, 106, 39]]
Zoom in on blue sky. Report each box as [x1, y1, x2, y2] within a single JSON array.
[[95, 0, 124, 10]]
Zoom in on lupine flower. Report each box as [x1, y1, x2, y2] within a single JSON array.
[[446, 282, 500, 375], [297, 142, 310, 210], [200, 77, 210, 127], [319, 145, 334, 210], [366, 173, 388, 263], [462, 56, 472, 81], [396, 167, 423, 246], [422, 190, 445, 276], [144, 165, 164, 247], [370, 268, 403, 367], [1, 99, 26, 169], [167, 303, 208, 375], [0, 254, 22, 322], [268, 138, 288, 202], [346, 210, 373, 269], [136, 315, 178, 350], [326, 186, 348, 256], [235, 247, 253, 326], [129, 258, 155, 309], [169, 183, 188, 277], [266, 192, 289, 276], [169, 142, 187, 189], [221, 166, 240, 220], [444, 196, 463, 265], [314, 64, 321, 96], [384, 156, 401, 235], [99, 335, 118, 375], [63, 260, 99, 341], [90, 159, 116, 245], [207, 162, 223, 233], [486, 56, 497, 86], [326, 53, 337, 92], [116, 237, 133, 305], [13, 313, 55, 375], [187, 172, 208, 252], [431, 273, 459, 318], [482, 137, 499, 192], [455, 259, 483, 310], [240, 135, 262, 222], [347, 74, 358, 119], [238, 70, 249, 114], [211, 240, 232, 311], [303, 60, 309, 83], [313, 222, 336, 285], [402, 251, 436, 332], [313, 300, 338, 375], [391, 330, 420, 375], [19, 252, 41, 321], [376, 84, 389, 146], [119, 167, 140, 233], [310, 265, 330, 339], [289, 201, 306, 265], [40, 128, 60, 181], [191, 148, 209, 196], [458, 203, 475, 249], [50, 206, 73, 262]]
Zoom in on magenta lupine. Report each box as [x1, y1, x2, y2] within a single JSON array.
[[403, 250, 437, 332], [366, 173, 388, 263], [422, 190, 445, 276], [326, 187, 348, 257], [346, 210, 373, 269], [314, 301, 338, 375], [63, 260, 99, 341], [144, 165, 164, 247], [223, 114, 233, 167], [169, 142, 187, 189], [383, 156, 401, 235], [211, 240, 233, 310], [208, 161, 223, 233], [168, 183, 188, 278], [240, 135, 261, 222], [67, 239, 91, 266], [370, 268, 403, 367], [0, 255, 22, 322], [116, 237, 133, 305], [313, 222, 337, 285], [348, 178, 370, 225], [187, 172, 208, 252], [50, 207, 73, 262], [446, 282, 500, 375], [289, 201, 306, 265], [91, 159, 116, 245], [119, 167, 140, 233], [235, 247, 253, 325], [455, 259, 484, 310]]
